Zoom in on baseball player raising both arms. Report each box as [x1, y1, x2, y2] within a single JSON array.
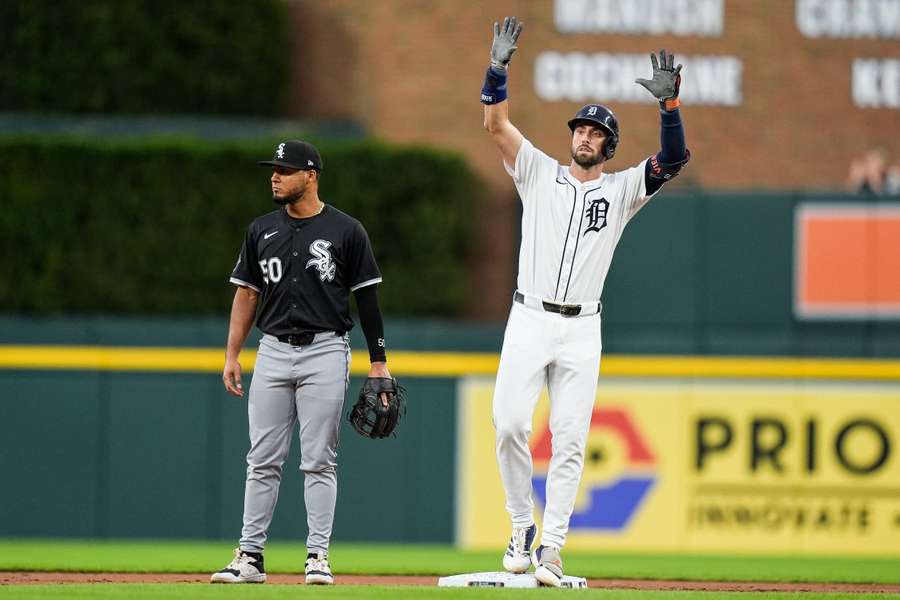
[[482, 17, 690, 587], [211, 140, 393, 585]]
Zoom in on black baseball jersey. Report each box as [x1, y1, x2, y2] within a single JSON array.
[[229, 205, 382, 337]]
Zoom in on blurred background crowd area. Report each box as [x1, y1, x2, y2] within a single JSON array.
[[1, 0, 898, 323]]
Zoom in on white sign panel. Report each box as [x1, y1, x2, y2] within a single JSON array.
[[555, 0, 724, 36], [853, 58, 900, 108], [535, 52, 742, 106], [796, 0, 900, 39]]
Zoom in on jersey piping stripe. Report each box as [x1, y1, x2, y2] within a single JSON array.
[[229, 277, 261, 293], [1, 345, 899, 380], [561, 191, 585, 302], [350, 277, 383, 292], [562, 184, 602, 302], [553, 177, 577, 301]]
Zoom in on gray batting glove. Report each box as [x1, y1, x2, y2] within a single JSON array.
[[490, 16, 524, 71], [635, 49, 682, 101]]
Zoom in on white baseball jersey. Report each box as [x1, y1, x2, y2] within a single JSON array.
[[505, 138, 656, 304]]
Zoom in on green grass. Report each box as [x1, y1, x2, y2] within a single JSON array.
[[0, 588, 898, 600], [1, 539, 898, 585]]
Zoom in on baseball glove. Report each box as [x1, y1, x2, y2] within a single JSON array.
[[347, 377, 407, 439]]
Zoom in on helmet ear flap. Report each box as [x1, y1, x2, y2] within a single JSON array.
[[600, 132, 619, 160], [603, 135, 618, 160]]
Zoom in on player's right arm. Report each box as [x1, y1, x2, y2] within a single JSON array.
[[224, 226, 265, 397], [481, 16, 525, 167], [223, 286, 258, 397]]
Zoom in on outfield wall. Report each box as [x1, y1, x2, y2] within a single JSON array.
[[0, 365, 457, 543], [1, 323, 899, 555], [458, 377, 900, 557]]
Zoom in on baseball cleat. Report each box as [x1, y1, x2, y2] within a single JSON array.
[[502, 523, 537, 573], [210, 548, 266, 583], [305, 550, 334, 585], [532, 544, 563, 587]]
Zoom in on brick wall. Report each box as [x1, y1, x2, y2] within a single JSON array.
[[286, 0, 899, 318]]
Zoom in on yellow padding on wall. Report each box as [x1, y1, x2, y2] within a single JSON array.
[[0, 345, 899, 380]]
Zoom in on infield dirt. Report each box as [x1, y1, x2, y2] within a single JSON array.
[[2, 572, 900, 593]]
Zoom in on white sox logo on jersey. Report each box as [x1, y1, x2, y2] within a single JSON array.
[[584, 198, 609, 234], [306, 239, 336, 282]]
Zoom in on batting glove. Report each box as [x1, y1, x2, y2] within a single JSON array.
[[490, 16, 524, 71], [635, 50, 683, 111]]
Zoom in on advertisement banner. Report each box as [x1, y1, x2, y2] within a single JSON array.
[[457, 378, 900, 556]]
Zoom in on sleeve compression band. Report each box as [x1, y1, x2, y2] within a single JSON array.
[[659, 108, 686, 166], [353, 284, 387, 363], [645, 107, 690, 195]]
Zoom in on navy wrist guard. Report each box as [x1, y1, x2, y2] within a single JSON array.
[[480, 66, 508, 104]]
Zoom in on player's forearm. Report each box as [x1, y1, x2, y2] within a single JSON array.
[[483, 100, 524, 166], [646, 107, 690, 195], [658, 108, 687, 166], [481, 68, 523, 162], [225, 287, 258, 360], [353, 285, 387, 363], [483, 100, 510, 133]]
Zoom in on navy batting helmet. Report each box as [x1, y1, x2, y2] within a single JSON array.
[[568, 104, 619, 160]]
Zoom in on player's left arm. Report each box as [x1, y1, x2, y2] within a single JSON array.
[[353, 284, 391, 405], [347, 222, 391, 404], [636, 50, 691, 195]]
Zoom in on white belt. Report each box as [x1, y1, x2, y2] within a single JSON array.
[[513, 290, 601, 317]]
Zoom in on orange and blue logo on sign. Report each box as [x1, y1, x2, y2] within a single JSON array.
[[530, 407, 657, 530]]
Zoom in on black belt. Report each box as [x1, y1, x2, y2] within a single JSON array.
[[276, 332, 316, 346], [514, 291, 590, 317]]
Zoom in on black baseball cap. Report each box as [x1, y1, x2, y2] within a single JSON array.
[[258, 140, 323, 172]]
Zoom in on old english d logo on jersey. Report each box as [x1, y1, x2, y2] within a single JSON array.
[[584, 198, 609, 235], [307, 239, 337, 282]]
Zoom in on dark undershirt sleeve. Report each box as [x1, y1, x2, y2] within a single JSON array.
[[658, 108, 686, 165], [353, 284, 387, 363], [644, 160, 665, 197], [645, 108, 690, 196]]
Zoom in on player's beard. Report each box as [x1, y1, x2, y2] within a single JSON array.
[[272, 189, 303, 206], [572, 145, 603, 169]]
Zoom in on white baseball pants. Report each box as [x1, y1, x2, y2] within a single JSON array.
[[492, 300, 602, 549]]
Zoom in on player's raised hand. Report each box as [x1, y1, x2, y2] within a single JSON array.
[[490, 16, 524, 71], [635, 49, 682, 103], [223, 358, 244, 397]]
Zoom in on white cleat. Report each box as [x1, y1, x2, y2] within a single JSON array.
[[305, 550, 334, 585], [502, 523, 537, 574], [210, 548, 266, 583], [532, 544, 563, 587]]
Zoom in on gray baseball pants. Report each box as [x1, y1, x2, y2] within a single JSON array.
[[238, 332, 350, 554]]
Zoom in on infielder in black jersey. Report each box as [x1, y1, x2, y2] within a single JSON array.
[[212, 140, 391, 586]]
